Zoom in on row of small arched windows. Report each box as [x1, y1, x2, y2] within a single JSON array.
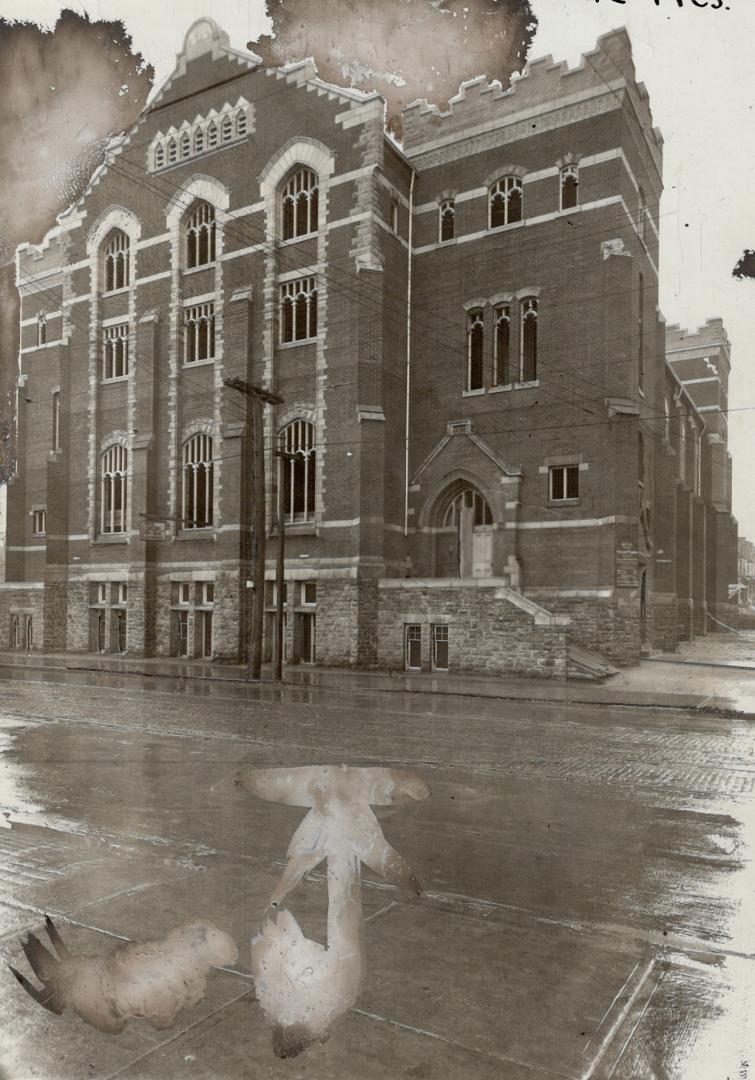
[[99, 420, 316, 535], [438, 166, 579, 242], [152, 108, 248, 171]]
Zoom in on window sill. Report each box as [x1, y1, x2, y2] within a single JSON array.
[[183, 263, 216, 276], [277, 338, 317, 350], [279, 232, 318, 246], [488, 220, 524, 233], [102, 287, 130, 298], [101, 375, 130, 385], [175, 528, 215, 541], [271, 522, 317, 537], [32, 534, 46, 539], [438, 237, 456, 246], [488, 383, 513, 394], [183, 358, 215, 369], [515, 380, 539, 390], [93, 535, 129, 544], [548, 499, 581, 507], [462, 387, 486, 398]]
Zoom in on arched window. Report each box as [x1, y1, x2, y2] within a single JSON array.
[[221, 115, 233, 142], [281, 168, 319, 240], [37, 313, 47, 347], [280, 277, 317, 343], [103, 229, 130, 292], [560, 165, 578, 210], [194, 126, 205, 155], [168, 137, 178, 165], [154, 142, 165, 169], [520, 297, 538, 382], [664, 395, 672, 443], [439, 199, 455, 242], [180, 131, 191, 159], [494, 305, 510, 386], [489, 176, 523, 229], [281, 420, 316, 523], [101, 444, 128, 534], [236, 109, 247, 138], [467, 310, 484, 391], [182, 433, 214, 528], [185, 202, 216, 269], [442, 488, 492, 527], [207, 121, 218, 149]]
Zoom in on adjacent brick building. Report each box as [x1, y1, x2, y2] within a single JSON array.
[[0, 19, 739, 673]]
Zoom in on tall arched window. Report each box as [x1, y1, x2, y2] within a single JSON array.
[[467, 310, 484, 391], [186, 202, 216, 269], [182, 433, 214, 528], [168, 138, 178, 165], [439, 199, 455, 242], [154, 142, 165, 169], [281, 168, 319, 240], [103, 229, 130, 292], [560, 165, 579, 210], [281, 420, 316, 523], [221, 115, 233, 142], [37, 313, 47, 347], [520, 297, 538, 382], [207, 121, 218, 149], [194, 127, 205, 155], [494, 305, 510, 386], [489, 176, 523, 229], [236, 109, 247, 138], [664, 394, 672, 443], [180, 131, 191, 159], [101, 444, 128, 534], [442, 488, 492, 527]]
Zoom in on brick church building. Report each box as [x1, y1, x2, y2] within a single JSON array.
[[0, 19, 740, 675]]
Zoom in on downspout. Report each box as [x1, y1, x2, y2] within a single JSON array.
[[403, 167, 416, 537]]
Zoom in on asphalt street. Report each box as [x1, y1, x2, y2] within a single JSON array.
[[0, 666, 752, 1079]]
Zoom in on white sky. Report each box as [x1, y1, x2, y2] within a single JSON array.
[[2, 0, 753, 533]]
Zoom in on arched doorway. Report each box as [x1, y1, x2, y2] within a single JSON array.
[[437, 486, 494, 578]]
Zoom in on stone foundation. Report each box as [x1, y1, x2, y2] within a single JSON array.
[[377, 581, 568, 678], [524, 590, 641, 666], [0, 583, 45, 650]]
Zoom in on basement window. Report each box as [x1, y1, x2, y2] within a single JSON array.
[[432, 625, 449, 672], [405, 624, 422, 671]]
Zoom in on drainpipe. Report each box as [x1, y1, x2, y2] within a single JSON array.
[[403, 168, 416, 538]]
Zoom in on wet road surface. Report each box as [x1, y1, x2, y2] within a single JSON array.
[[0, 666, 752, 1078]]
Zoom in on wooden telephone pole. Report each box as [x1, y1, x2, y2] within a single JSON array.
[[273, 439, 299, 681], [224, 378, 283, 680]]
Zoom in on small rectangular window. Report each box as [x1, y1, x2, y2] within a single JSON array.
[[405, 624, 422, 671], [32, 509, 46, 536], [114, 582, 128, 605], [98, 583, 108, 604], [179, 582, 191, 605], [302, 582, 317, 605], [432, 624, 449, 672], [184, 303, 215, 364], [51, 391, 60, 450], [202, 582, 215, 605], [549, 465, 580, 502], [390, 198, 399, 234], [103, 323, 129, 380], [279, 278, 317, 344]]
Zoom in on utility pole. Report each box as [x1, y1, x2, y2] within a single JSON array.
[[273, 439, 299, 681], [224, 378, 283, 680]]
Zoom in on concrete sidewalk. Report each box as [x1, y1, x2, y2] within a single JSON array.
[[2, 644, 755, 716]]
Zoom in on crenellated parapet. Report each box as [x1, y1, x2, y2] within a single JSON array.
[[401, 28, 663, 170]]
